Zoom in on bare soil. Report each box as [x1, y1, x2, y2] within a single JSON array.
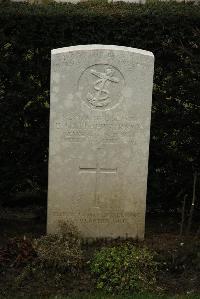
[[0, 207, 199, 297]]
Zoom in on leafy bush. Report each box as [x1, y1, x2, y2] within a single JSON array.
[[0, 1, 200, 213], [34, 221, 83, 272], [14, 221, 83, 290], [90, 244, 157, 293]]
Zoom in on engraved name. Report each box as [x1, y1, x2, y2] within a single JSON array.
[[54, 115, 143, 143]]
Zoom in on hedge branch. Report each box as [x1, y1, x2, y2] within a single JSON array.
[[186, 171, 197, 235], [179, 194, 187, 237]]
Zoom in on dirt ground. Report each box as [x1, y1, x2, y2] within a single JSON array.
[[0, 206, 200, 297]]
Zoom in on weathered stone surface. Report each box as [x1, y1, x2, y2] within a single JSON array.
[[47, 45, 154, 239]]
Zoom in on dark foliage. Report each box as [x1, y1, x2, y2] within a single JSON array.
[[0, 237, 36, 269], [0, 1, 200, 213]]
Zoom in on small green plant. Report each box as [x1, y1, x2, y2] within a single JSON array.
[[34, 221, 83, 272], [90, 244, 157, 294]]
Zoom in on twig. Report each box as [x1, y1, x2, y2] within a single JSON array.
[[180, 194, 187, 237], [186, 171, 197, 235]]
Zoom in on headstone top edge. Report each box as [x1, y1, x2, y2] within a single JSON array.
[[51, 44, 154, 59]]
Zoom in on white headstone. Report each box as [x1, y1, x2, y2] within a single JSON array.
[[47, 45, 154, 239]]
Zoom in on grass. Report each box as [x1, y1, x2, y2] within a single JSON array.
[[51, 295, 200, 299], [45, 295, 200, 299], [59, 295, 200, 299], [3, 293, 200, 299]]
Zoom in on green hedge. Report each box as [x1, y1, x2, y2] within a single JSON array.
[[0, 1, 200, 213]]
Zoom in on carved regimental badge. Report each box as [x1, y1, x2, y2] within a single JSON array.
[[78, 64, 125, 110]]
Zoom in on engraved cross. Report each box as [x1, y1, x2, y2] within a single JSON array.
[[79, 150, 117, 207]]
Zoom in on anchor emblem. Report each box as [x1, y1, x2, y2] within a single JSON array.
[[87, 68, 120, 108]]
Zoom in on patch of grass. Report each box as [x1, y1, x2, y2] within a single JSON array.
[[49, 294, 200, 299], [2, 293, 200, 299]]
